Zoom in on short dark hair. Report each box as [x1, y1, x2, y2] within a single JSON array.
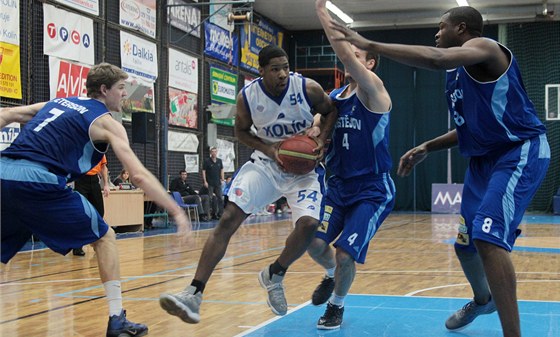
[[258, 45, 288, 68], [444, 6, 483, 37], [179, 170, 187, 175], [86, 63, 128, 98]]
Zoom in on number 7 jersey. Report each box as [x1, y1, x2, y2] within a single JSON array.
[[2, 97, 110, 182]]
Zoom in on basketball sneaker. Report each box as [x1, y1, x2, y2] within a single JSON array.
[[317, 302, 344, 330], [258, 267, 287, 315], [106, 309, 148, 337], [159, 286, 202, 324], [445, 297, 497, 331], [312, 275, 335, 306]]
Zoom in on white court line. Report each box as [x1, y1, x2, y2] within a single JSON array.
[[405, 279, 560, 296], [233, 300, 312, 337]]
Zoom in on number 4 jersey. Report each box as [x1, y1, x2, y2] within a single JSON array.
[[2, 97, 110, 182], [325, 85, 392, 179]]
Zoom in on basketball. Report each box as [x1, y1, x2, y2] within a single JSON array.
[[277, 135, 319, 175]]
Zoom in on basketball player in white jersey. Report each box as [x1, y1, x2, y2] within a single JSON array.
[[160, 45, 338, 323]]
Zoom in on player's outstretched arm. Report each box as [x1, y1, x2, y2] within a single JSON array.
[[305, 79, 337, 158], [0, 102, 47, 129], [397, 130, 458, 177], [90, 115, 191, 235]]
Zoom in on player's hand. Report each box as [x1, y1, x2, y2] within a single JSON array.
[[397, 145, 428, 177], [329, 19, 372, 51], [309, 135, 325, 161], [103, 185, 110, 197], [171, 208, 193, 242], [315, 0, 328, 9], [268, 142, 286, 170]]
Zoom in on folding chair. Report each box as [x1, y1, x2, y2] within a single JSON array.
[[171, 192, 200, 230]]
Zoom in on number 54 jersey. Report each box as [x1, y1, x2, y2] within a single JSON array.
[[2, 97, 110, 182]]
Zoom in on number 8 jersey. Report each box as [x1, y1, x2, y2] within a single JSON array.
[[2, 97, 110, 182]]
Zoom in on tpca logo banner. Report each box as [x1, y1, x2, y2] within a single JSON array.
[[0, 123, 20, 151], [204, 22, 238, 66], [240, 18, 284, 74], [210, 66, 237, 105], [0, 0, 19, 45], [120, 0, 156, 39], [43, 4, 94, 65], [49, 57, 90, 99], [53, 0, 99, 16], [431, 183, 463, 214], [167, 0, 201, 38], [169, 48, 198, 94], [120, 31, 158, 82]]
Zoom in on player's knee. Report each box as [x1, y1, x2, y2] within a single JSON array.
[[335, 248, 353, 266], [307, 237, 327, 256], [296, 216, 320, 232], [91, 227, 116, 249]]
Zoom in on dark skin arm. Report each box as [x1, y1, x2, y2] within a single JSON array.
[[329, 19, 509, 82]]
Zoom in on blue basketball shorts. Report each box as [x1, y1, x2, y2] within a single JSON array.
[[315, 172, 395, 264], [1, 158, 109, 263], [455, 134, 550, 252]]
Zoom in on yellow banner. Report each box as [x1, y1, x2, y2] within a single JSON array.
[[0, 42, 22, 99]]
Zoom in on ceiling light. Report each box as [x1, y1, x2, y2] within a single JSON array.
[[456, 0, 469, 6], [326, 1, 354, 24]]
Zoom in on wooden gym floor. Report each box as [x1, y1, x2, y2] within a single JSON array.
[[1, 212, 559, 336]]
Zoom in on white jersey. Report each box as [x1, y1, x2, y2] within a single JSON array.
[[241, 72, 314, 159]]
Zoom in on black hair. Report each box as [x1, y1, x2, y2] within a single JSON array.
[[444, 6, 483, 37], [258, 45, 288, 68]]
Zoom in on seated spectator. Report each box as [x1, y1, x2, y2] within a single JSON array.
[[112, 169, 133, 187], [169, 170, 211, 221]]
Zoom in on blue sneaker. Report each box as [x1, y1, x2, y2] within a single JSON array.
[[106, 309, 148, 337], [445, 297, 497, 331]]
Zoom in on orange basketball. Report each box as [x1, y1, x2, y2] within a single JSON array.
[[277, 135, 319, 175]]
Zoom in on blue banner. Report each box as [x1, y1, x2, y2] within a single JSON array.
[[240, 18, 284, 74], [204, 22, 239, 66]]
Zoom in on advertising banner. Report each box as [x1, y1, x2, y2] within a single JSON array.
[[168, 48, 198, 93], [120, 0, 156, 38], [210, 66, 237, 105], [49, 57, 91, 99], [183, 153, 199, 173], [167, 0, 201, 38], [240, 18, 284, 73], [0, 0, 19, 45], [431, 183, 463, 214], [216, 138, 235, 172], [168, 130, 199, 152], [43, 4, 95, 65], [0, 42, 22, 99], [121, 77, 154, 122], [120, 31, 158, 82], [209, 0, 233, 32], [0, 123, 20, 151], [169, 87, 198, 129], [53, 0, 99, 16], [204, 22, 238, 66]]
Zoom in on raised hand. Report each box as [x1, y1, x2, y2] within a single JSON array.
[[329, 19, 372, 50]]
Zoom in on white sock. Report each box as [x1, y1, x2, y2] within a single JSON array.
[[103, 280, 123, 317], [329, 293, 345, 307], [325, 267, 335, 279]]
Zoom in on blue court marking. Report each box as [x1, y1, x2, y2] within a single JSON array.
[[442, 239, 560, 254], [237, 295, 560, 337]]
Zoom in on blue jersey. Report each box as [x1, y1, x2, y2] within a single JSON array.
[[446, 40, 546, 157], [325, 85, 392, 178], [2, 97, 110, 182]]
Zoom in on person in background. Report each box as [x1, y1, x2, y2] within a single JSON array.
[[331, 6, 550, 336], [202, 146, 224, 220], [113, 168, 131, 186], [159, 45, 338, 324], [0, 62, 190, 337], [306, 0, 395, 330], [170, 170, 211, 222], [72, 154, 110, 256]]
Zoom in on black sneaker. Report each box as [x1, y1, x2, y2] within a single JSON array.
[[72, 248, 85, 256], [106, 309, 148, 337], [312, 276, 335, 305], [317, 303, 344, 330]]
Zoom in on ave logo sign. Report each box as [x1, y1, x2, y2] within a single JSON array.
[[49, 58, 91, 99]]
